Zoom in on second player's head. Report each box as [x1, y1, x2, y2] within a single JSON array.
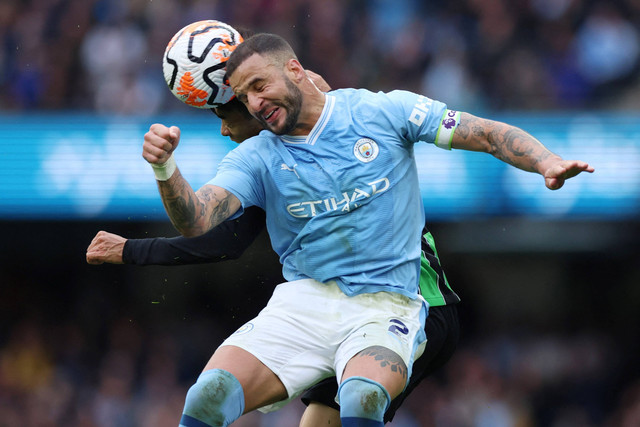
[[212, 97, 263, 144]]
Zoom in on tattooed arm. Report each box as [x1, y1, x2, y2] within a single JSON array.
[[451, 112, 594, 190], [143, 123, 242, 237], [158, 174, 241, 237]]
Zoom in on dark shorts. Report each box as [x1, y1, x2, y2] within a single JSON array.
[[300, 303, 460, 423]]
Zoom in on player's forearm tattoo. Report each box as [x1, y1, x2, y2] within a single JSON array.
[[466, 115, 556, 173], [198, 186, 235, 230], [358, 346, 408, 381], [158, 172, 202, 234], [157, 170, 232, 236]]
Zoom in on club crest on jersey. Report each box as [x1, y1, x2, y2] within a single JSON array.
[[354, 138, 379, 163]]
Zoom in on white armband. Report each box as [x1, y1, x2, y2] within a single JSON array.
[[150, 154, 177, 181], [434, 109, 461, 150]]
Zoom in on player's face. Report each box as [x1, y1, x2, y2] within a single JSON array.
[[229, 53, 303, 136], [215, 108, 263, 143]]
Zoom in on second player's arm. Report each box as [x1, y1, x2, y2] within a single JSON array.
[[86, 207, 266, 265], [451, 112, 594, 190], [126, 207, 266, 265]]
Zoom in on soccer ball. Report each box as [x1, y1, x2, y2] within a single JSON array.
[[163, 20, 243, 108]]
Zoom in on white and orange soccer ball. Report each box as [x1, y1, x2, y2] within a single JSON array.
[[162, 20, 243, 108]]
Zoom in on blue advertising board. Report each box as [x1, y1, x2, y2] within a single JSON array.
[[0, 112, 638, 221]]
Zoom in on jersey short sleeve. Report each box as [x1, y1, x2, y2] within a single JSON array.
[[206, 138, 266, 210], [383, 90, 460, 150]]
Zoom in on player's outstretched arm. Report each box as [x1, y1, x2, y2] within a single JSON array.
[[451, 112, 594, 190], [86, 207, 266, 266], [143, 123, 242, 236]]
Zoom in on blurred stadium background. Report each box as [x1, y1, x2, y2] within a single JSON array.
[[1, 0, 639, 426]]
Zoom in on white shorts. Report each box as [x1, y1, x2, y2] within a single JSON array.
[[219, 278, 427, 413]]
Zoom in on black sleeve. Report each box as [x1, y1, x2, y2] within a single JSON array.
[[122, 207, 266, 266]]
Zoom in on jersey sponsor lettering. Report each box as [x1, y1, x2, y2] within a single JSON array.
[[286, 177, 390, 218], [409, 95, 434, 127]]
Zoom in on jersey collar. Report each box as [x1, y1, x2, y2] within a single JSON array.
[[280, 94, 335, 145]]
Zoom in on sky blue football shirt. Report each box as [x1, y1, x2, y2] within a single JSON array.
[[208, 88, 458, 298]]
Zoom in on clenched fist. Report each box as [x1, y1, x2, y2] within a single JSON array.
[[143, 124, 181, 165], [86, 231, 127, 265]]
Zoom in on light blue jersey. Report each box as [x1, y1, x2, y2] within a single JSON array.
[[208, 88, 459, 298]]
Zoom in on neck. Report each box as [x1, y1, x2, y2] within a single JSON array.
[[288, 83, 326, 136]]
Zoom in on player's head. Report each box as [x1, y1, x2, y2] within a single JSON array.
[[226, 33, 304, 136], [212, 97, 263, 143]]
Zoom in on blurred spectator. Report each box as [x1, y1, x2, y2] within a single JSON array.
[[574, 3, 640, 86], [0, 319, 53, 393], [86, 350, 136, 427], [606, 380, 640, 427], [80, 21, 163, 114]]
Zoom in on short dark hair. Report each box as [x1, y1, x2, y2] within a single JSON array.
[[235, 26, 254, 41], [226, 33, 297, 79], [211, 96, 253, 119]]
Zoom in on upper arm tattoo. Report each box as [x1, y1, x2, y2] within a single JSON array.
[[197, 186, 237, 230], [157, 171, 236, 236], [453, 113, 489, 151], [454, 120, 471, 140]]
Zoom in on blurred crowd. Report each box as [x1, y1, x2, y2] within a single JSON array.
[[1, 316, 639, 427], [1, 0, 640, 114]]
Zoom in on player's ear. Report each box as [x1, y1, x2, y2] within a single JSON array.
[[286, 59, 306, 83]]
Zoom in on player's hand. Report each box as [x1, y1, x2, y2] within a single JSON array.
[[143, 123, 181, 165], [544, 160, 594, 190], [306, 70, 331, 92], [86, 231, 127, 265]]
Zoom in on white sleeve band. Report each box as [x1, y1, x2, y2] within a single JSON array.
[[150, 154, 177, 181], [434, 109, 461, 150]]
